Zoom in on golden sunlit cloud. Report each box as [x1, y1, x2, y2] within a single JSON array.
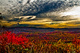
[[0, 19, 80, 28]]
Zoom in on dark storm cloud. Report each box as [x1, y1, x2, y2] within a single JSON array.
[[1, 0, 80, 21]]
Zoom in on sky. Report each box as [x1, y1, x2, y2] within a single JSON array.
[[0, 0, 80, 28]]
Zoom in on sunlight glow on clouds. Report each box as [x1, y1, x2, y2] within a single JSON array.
[[60, 6, 80, 19]]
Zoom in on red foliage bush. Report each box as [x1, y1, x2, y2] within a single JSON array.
[[0, 31, 29, 45], [72, 38, 80, 46]]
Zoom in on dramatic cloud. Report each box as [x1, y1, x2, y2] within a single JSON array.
[[0, 0, 80, 28]]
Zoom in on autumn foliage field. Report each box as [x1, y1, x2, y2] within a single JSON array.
[[0, 29, 80, 53]]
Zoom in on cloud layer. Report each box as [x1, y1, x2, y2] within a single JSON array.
[[0, 0, 80, 28]]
